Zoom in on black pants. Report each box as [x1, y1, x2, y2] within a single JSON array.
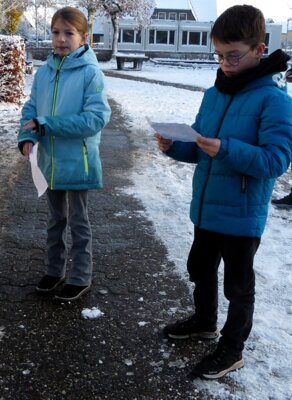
[[187, 227, 261, 353]]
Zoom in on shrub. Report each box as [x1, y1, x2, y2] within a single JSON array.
[[0, 34, 26, 104]]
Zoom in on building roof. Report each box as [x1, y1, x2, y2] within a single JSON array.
[[155, 0, 191, 10], [154, 0, 217, 21]]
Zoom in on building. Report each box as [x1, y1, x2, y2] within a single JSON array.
[[23, 1, 283, 61], [152, 0, 196, 21], [93, 0, 282, 60]]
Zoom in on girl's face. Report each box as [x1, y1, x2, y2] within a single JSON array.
[[213, 40, 266, 77], [51, 18, 87, 56]]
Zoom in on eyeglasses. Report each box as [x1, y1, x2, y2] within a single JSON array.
[[213, 48, 251, 66]]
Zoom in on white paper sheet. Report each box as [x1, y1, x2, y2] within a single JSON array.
[[148, 119, 201, 142], [29, 143, 48, 197]]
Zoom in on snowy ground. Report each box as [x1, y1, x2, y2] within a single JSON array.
[[1, 60, 291, 399]]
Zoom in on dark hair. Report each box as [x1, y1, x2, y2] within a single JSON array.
[[210, 5, 266, 47], [51, 6, 88, 35]]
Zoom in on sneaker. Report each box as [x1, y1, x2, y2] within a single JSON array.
[[271, 192, 292, 209], [189, 344, 244, 380], [36, 275, 65, 292], [163, 314, 219, 340], [54, 284, 91, 301]]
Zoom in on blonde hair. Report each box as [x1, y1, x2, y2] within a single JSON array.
[[51, 7, 88, 35]]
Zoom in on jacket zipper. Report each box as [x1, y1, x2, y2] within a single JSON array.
[[50, 56, 66, 189], [83, 140, 89, 174], [197, 96, 234, 227]]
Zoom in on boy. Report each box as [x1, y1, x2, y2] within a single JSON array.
[[156, 5, 292, 379]]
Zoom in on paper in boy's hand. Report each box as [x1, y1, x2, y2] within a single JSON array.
[[148, 119, 201, 142]]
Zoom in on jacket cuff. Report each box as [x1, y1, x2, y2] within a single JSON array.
[[214, 139, 228, 160], [33, 117, 46, 136]]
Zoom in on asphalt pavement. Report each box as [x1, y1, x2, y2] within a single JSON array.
[[0, 99, 221, 400]]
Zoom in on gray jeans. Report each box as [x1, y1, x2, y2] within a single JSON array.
[[46, 189, 92, 286]]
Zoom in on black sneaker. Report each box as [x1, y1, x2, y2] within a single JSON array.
[[163, 314, 219, 340], [189, 344, 244, 380], [54, 284, 91, 301], [271, 191, 292, 209], [36, 275, 65, 292]]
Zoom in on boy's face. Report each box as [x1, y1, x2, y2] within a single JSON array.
[[213, 41, 265, 77], [52, 18, 87, 56]]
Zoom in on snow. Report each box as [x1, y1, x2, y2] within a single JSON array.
[[1, 59, 291, 399], [81, 307, 104, 319]]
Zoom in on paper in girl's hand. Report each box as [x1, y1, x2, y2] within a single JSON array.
[[147, 118, 201, 142], [29, 143, 48, 197]]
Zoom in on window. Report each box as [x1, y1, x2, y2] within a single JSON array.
[[156, 31, 168, 44], [169, 31, 175, 44], [158, 12, 166, 19], [182, 31, 208, 46], [122, 29, 134, 43], [264, 32, 270, 54], [149, 30, 175, 45], [179, 13, 187, 20], [169, 12, 177, 20], [189, 32, 200, 45], [119, 29, 141, 44], [202, 32, 207, 46]]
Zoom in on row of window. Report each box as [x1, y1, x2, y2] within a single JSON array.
[[154, 12, 189, 21], [119, 29, 208, 46]]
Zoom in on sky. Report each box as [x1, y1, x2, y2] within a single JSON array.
[[1, 59, 292, 399], [217, 0, 292, 22]]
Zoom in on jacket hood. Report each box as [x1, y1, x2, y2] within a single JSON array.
[[46, 44, 98, 71]]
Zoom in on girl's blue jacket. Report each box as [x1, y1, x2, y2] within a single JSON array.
[[166, 73, 292, 237], [18, 45, 111, 190]]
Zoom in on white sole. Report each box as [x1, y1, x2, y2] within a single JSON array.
[[167, 330, 219, 340], [54, 285, 91, 301], [202, 358, 244, 379]]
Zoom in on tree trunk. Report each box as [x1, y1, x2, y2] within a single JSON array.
[[88, 9, 93, 47], [111, 14, 119, 56]]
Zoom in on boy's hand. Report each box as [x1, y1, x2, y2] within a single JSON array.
[[196, 136, 221, 157], [155, 133, 173, 152]]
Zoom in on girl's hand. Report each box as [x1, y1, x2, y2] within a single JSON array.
[[155, 133, 173, 152], [23, 119, 37, 131], [22, 142, 33, 159], [196, 136, 221, 157]]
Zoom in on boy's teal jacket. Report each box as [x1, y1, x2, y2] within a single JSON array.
[[166, 73, 292, 237], [18, 45, 111, 190]]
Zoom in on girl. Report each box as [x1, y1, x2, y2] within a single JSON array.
[[18, 7, 111, 301]]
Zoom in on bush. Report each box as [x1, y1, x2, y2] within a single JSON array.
[[0, 34, 26, 104]]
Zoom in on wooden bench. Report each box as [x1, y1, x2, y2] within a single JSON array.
[[115, 53, 149, 71]]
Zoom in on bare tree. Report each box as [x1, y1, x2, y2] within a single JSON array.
[[76, 0, 155, 55], [28, 0, 58, 44], [77, 0, 101, 46]]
